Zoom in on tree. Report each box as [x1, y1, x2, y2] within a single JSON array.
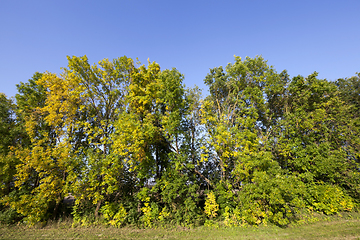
[[335, 73, 360, 181], [10, 56, 135, 222], [201, 56, 311, 225], [53, 55, 134, 219], [201, 56, 282, 185], [336, 73, 360, 116], [273, 73, 359, 210], [113, 61, 187, 182], [0, 93, 18, 198]]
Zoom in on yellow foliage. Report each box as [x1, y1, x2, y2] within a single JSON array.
[[204, 191, 219, 219]]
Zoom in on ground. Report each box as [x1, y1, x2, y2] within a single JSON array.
[[1, 213, 360, 239]]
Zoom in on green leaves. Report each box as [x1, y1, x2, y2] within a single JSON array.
[[113, 61, 188, 181], [1, 55, 359, 227], [201, 56, 360, 226], [202, 56, 280, 183]]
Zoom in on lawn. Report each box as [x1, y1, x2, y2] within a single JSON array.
[[1, 213, 360, 239]]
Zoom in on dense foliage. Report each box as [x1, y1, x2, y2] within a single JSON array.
[[0, 56, 359, 227]]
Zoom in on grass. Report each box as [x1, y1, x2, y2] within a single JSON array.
[[1, 213, 360, 239]]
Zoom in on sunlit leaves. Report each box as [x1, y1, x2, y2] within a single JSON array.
[[202, 56, 279, 183], [113, 61, 187, 180], [2, 55, 359, 227]]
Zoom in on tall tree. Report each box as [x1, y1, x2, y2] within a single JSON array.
[[0, 93, 19, 198], [202, 56, 282, 185], [113, 61, 187, 182], [273, 73, 360, 209], [201, 56, 310, 226], [11, 56, 134, 222], [57, 55, 134, 219]]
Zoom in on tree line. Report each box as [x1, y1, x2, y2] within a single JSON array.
[[0, 55, 359, 227]]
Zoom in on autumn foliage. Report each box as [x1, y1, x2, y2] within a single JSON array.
[[0, 56, 359, 227]]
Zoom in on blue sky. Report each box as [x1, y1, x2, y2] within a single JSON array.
[[1, 0, 359, 98]]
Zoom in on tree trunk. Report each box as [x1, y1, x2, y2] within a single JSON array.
[[95, 200, 102, 219], [53, 197, 61, 219]]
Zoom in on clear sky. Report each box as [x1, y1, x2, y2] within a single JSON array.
[[1, 0, 359, 98]]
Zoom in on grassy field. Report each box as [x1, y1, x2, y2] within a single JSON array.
[[1, 213, 360, 240]]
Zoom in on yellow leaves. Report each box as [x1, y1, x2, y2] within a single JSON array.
[[200, 100, 216, 125], [109, 204, 127, 227], [204, 191, 219, 219], [310, 184, 355, 215], [200, 146, 209, 163], [158, 207, 170, 222], [36, 72, 82, 135], [161, 180, 170, 191]]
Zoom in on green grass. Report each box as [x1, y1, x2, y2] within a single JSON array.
[[1, 213, 360, 240]]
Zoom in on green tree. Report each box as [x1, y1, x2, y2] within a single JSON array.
[[202, 56, 282, 186], [0, 72, 61, 224], [0, 93, 19, 198], [273, 73, 360, 210], [335, 73, 360, 181], [113, 61, 187, 182], [33, 55, 135, 220], [0, 93, 24, 224]]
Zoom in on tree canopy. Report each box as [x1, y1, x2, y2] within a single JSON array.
[[0, 55, 359, 227]]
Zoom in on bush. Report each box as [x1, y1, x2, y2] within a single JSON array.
[[0, 206, 22, 225]]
